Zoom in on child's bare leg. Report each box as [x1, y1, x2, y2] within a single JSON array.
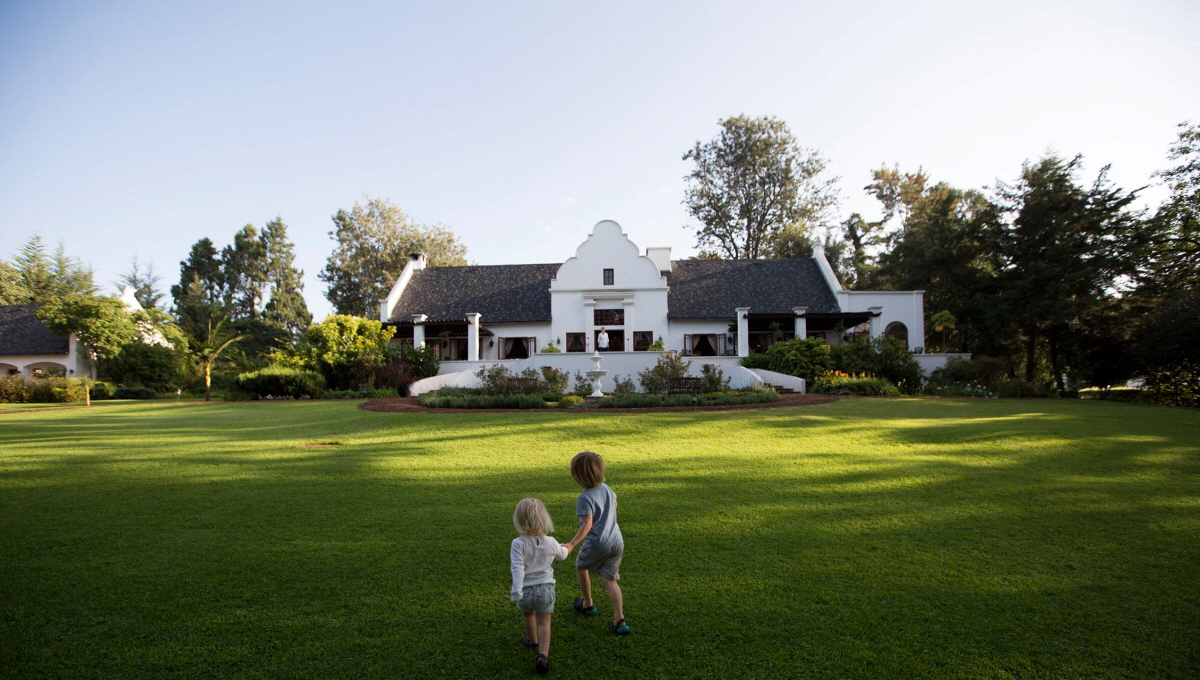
[[576, 568, 593, 607], [536, 612, 552, 656], [522, 610, 537, 644], [603, 577, 625, 623]]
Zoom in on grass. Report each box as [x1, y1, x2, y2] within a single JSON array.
[[1, 398, 1198, 679]]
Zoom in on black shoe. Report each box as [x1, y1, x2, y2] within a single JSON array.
[[535, 653, 550, 674], [522, 636, 538, 650]]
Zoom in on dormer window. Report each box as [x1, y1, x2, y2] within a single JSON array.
[[603, 268, 614, 286]]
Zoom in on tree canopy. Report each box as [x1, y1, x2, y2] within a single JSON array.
[[320, 197, 468, 317], [682, 115, 839, 260]]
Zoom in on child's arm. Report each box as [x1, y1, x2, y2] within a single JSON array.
[[562, 514, 593, 552], [548, 537, 569, 560], [509, 540, 526, 601]]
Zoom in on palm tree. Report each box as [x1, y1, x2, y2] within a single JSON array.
[[186, 316, 247, 401]]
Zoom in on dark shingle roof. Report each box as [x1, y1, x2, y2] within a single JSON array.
[[666, 259, 839, 318], [389, 264, 561, 324], [0, 305, 70, 355]]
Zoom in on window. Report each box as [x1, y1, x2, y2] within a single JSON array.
[[500, 337, 534, 359], [682, 334, 724, 357], [566, 333, 586, 353], [633, 331, 653, 351], [593, 309, 624, 326], [603, 268, 614, 285]]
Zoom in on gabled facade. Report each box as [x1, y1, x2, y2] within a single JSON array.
[[381, 220, 927, 373], [0, 305, 93, 378]]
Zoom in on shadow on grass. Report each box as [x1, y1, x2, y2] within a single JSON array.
[[1, 399, 1198, 678]]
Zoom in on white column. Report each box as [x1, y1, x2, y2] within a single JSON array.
[[736, 307, 750, 357], [793, 306, 807, 340], [465, 313, 481, 361], [583, 299, 596, 352], [868, 307, 883, 339], [622, 299, 635, 351], [412, 314, 428, 349]]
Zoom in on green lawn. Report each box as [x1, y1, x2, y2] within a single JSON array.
[[1, 399, 1197, 679]]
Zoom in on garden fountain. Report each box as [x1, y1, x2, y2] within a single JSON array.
[[586, 351, 608, 398]]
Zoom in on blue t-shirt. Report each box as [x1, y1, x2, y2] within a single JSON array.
[[576, 482, 622, 548]]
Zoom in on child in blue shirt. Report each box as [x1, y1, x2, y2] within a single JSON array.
[[562, 451, 630, 635]]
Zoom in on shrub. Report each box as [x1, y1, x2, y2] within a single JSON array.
[[809, 372, 901, 396], [610, 375, 637, 393], [648, 337, 664, 351], [539, 344, 561, 353], [101, 342, 185, 391], [114, 386, 157, 400], [700, 364, 730, 393], [558, 395, 584, 407], [89, 381, 117, 400], [932, 356, 1010, 389], [1139, 366, 1199, 408], [0, 376, 29, 403], [398, 344, 440, 380], [828, 338, 922, 394], [638, 353, 692, 394], [992, 378, 1055, 398], [571, 370, 592, 396], [741, 338, 833, 384], [924, 383, 994, 398], [598, 388, 779, 408], [417, 393, 547, 409], [539, 366, 569, 394], [1079, 387, 1142, 402], [236, 366, 326, 399], [475, 364, 512, 394]]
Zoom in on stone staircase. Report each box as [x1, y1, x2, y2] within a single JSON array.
[[765, 383, 799, 395]]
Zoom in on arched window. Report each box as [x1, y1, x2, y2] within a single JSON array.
[[884, 321, 909, 348]]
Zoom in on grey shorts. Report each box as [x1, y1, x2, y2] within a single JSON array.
[[515, 583, 556, 613], [575, 542, 623, 581]]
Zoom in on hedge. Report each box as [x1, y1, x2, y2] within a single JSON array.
[[0, 376, 89, 403], [417, 393, 547, 409], [236, 367, 326, 400]]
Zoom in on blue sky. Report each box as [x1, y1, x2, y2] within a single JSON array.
[[2, 0, 1197, 319]]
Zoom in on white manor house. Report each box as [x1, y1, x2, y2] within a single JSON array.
[[382, 220, 956, 393]]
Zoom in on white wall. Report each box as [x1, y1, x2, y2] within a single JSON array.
[[477, 322, 552, 360], [420, 352, 765, 395], [549, 220, 671, 355], [915, 353, 972, 377], [0, 334, 94, 379], [840, 290, 926, 350]]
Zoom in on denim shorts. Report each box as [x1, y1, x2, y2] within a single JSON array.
[[515, 583, 556, 614]]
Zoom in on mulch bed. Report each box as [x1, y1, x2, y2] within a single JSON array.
[[359, 393, 838, 414]]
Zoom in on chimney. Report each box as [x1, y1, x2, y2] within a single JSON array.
[[645, 247, 672, 273], [410, 252, 427, 270]]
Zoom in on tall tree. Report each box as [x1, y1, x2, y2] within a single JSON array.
[[320, 197, 468, 317], [261, 218, 311, 336], [115, 256, 164, 310], [1144, 121, 1200, 294], [874, 181, 1002, 354], [994, 155, 1144, 388], [0, 260, 27, 305], [221, 225, 268, 319], [172, 238, 226, 336], [12, 236, 95, 304], [682, 115, 839, 260]]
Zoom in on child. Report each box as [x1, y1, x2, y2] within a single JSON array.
[[562, 451, 630, 635], [510, 498, 570, 675]]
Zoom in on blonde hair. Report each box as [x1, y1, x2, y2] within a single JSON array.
[[570, 451, 605, 488], [513, 498, 554, 536]]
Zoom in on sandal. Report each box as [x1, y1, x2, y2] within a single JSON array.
[[535, 652, 550, 674], [573, 596, 598, 616], [609, 617, 630, 635], [522, 636, 538, 650]]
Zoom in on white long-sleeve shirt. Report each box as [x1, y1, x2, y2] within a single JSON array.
[[510, 535, 568, 601]]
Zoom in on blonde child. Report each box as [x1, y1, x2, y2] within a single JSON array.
[[562, 451, 630, 635], [510, 498, 570, 675]]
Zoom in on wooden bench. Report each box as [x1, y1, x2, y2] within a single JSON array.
[[506, 377, 541, 394], [667, 377, 702, 395]]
